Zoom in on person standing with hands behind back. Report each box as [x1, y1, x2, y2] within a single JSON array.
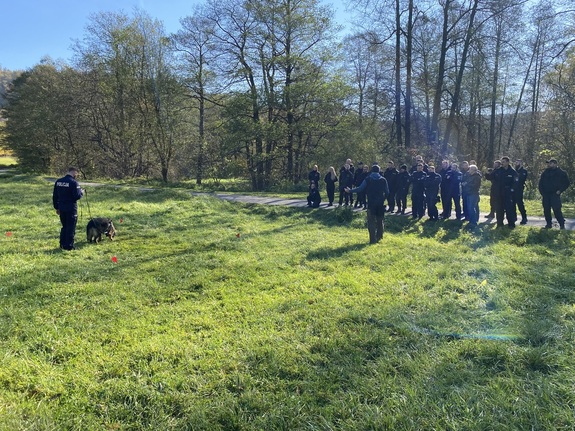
[[53, 167, 84, 250], [538, 158, 571, 229]]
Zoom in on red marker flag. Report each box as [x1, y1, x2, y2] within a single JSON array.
[[111, 256, 118, 263], [6, 231, 12, 237]]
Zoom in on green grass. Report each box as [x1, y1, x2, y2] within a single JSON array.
[[1, 174, 575, 430]]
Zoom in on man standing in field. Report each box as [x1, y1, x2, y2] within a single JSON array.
[[496, 156, 518, 228], [538, 158, 571, 229], [514, 159, 528, 224], [346, 163, 389, 244], [53, 167, 84, 250]]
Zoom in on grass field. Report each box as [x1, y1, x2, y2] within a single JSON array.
[[1, 174, 575, 430]]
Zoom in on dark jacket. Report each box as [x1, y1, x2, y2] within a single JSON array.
[[411, 170, 427, 194], [350, 172, 389, 208], [538, 167, 571, 195], [307, 188, 322, 207], [516, 166, 528, 190], [396, 171, 411, 195], [485, 167, 502, 192], [498, 166, 518, 195], [449, 170, 462, 196], [439, 166, 452, 192], [324, 172, 338, 190], [462, 171, 482, 196], [308, 170, 320, 187], [339, 168, 354, 190], [53, 174, 83, 212], [383, 167, 399, 192], [424, 171, 442, 197]]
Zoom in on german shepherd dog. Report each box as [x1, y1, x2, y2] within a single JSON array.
[[87, 218, 116, 243]]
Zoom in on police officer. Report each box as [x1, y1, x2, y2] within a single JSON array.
[[395, 165, 411, 214], [447, 163, 463, 220], [411, 162, 427, 219], [424, 166, 442, 220], [53, 167, 84, 250], [514, 159, 528, 224], [308, 165, 320, 189], [338, 163, 354, 206], [496, 156, 518, 228], [538, 158, 571, 229], [383, 161, 399, 213], [353, 162, 365, 208], [484, 160, 502, 218], [438, 160, 452, 218], [346, 163, 389, 244]]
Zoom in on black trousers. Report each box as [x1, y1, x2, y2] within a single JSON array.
[[495, 190, 517, 225], [59, 210, 78, 250], [367, 205, 385, 243], [542, 193, 565, 225]]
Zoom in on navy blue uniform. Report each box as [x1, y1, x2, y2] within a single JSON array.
[[538, 165, 570, 228], [350, 171, 389, 244], [424, 171, 442, 220], [496, 166, 518, 227], [53, 173, 83, 250], [307, 188, 322, 208], [448, 170, 463, 219], [411, 171, 427, 218], [338, 168, 354, 206], [308, 169, 320, 189], [438, 166, 452, 217], [395, 170, 411, 214], [383, 167, 399, 212], [515, 166, 528, 222]]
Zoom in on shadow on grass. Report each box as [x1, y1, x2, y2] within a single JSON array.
[[306, 242, 370, 260]]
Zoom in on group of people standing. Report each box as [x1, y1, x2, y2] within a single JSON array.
[[307, 155, 571, 241]]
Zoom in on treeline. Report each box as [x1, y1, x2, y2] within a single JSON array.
[[1, 0, 574, 192]]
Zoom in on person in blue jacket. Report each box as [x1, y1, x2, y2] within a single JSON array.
[[53, 167, 84, 250], [424, 165, 442, 220], [346, 163, 389, 244]]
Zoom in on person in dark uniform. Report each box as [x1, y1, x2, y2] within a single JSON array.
[[484, 160, 502, 218], [324, 166, 338, 206], [460, 161, 470, 220], [411, 163, 427, 219], [496, 156, 518, 228], [424, 165, 442, 220], [438, 160, 452, 218], [410, 155, 429, 174], [383, 161, 399, 213], [447, 163, 463, 220], [355, 164, 369, 209], [346, 163, 389, 244], [340, 159, 355, 205], [53, 167, 84, 250], [514, 159, 528, 224], [307, 182, 322, 208], [353, 162, 365, 208], [395, 165, 411, 214], [308, 165, 320, 189], [338, 163, 354, 206], [461, 164, 482, 228], [538, 158, 571, 229]]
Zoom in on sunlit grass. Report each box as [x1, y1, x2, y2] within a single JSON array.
[[1, 174, 574, 430]]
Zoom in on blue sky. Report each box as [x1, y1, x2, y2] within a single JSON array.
[[0, 0, 350, 71]]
